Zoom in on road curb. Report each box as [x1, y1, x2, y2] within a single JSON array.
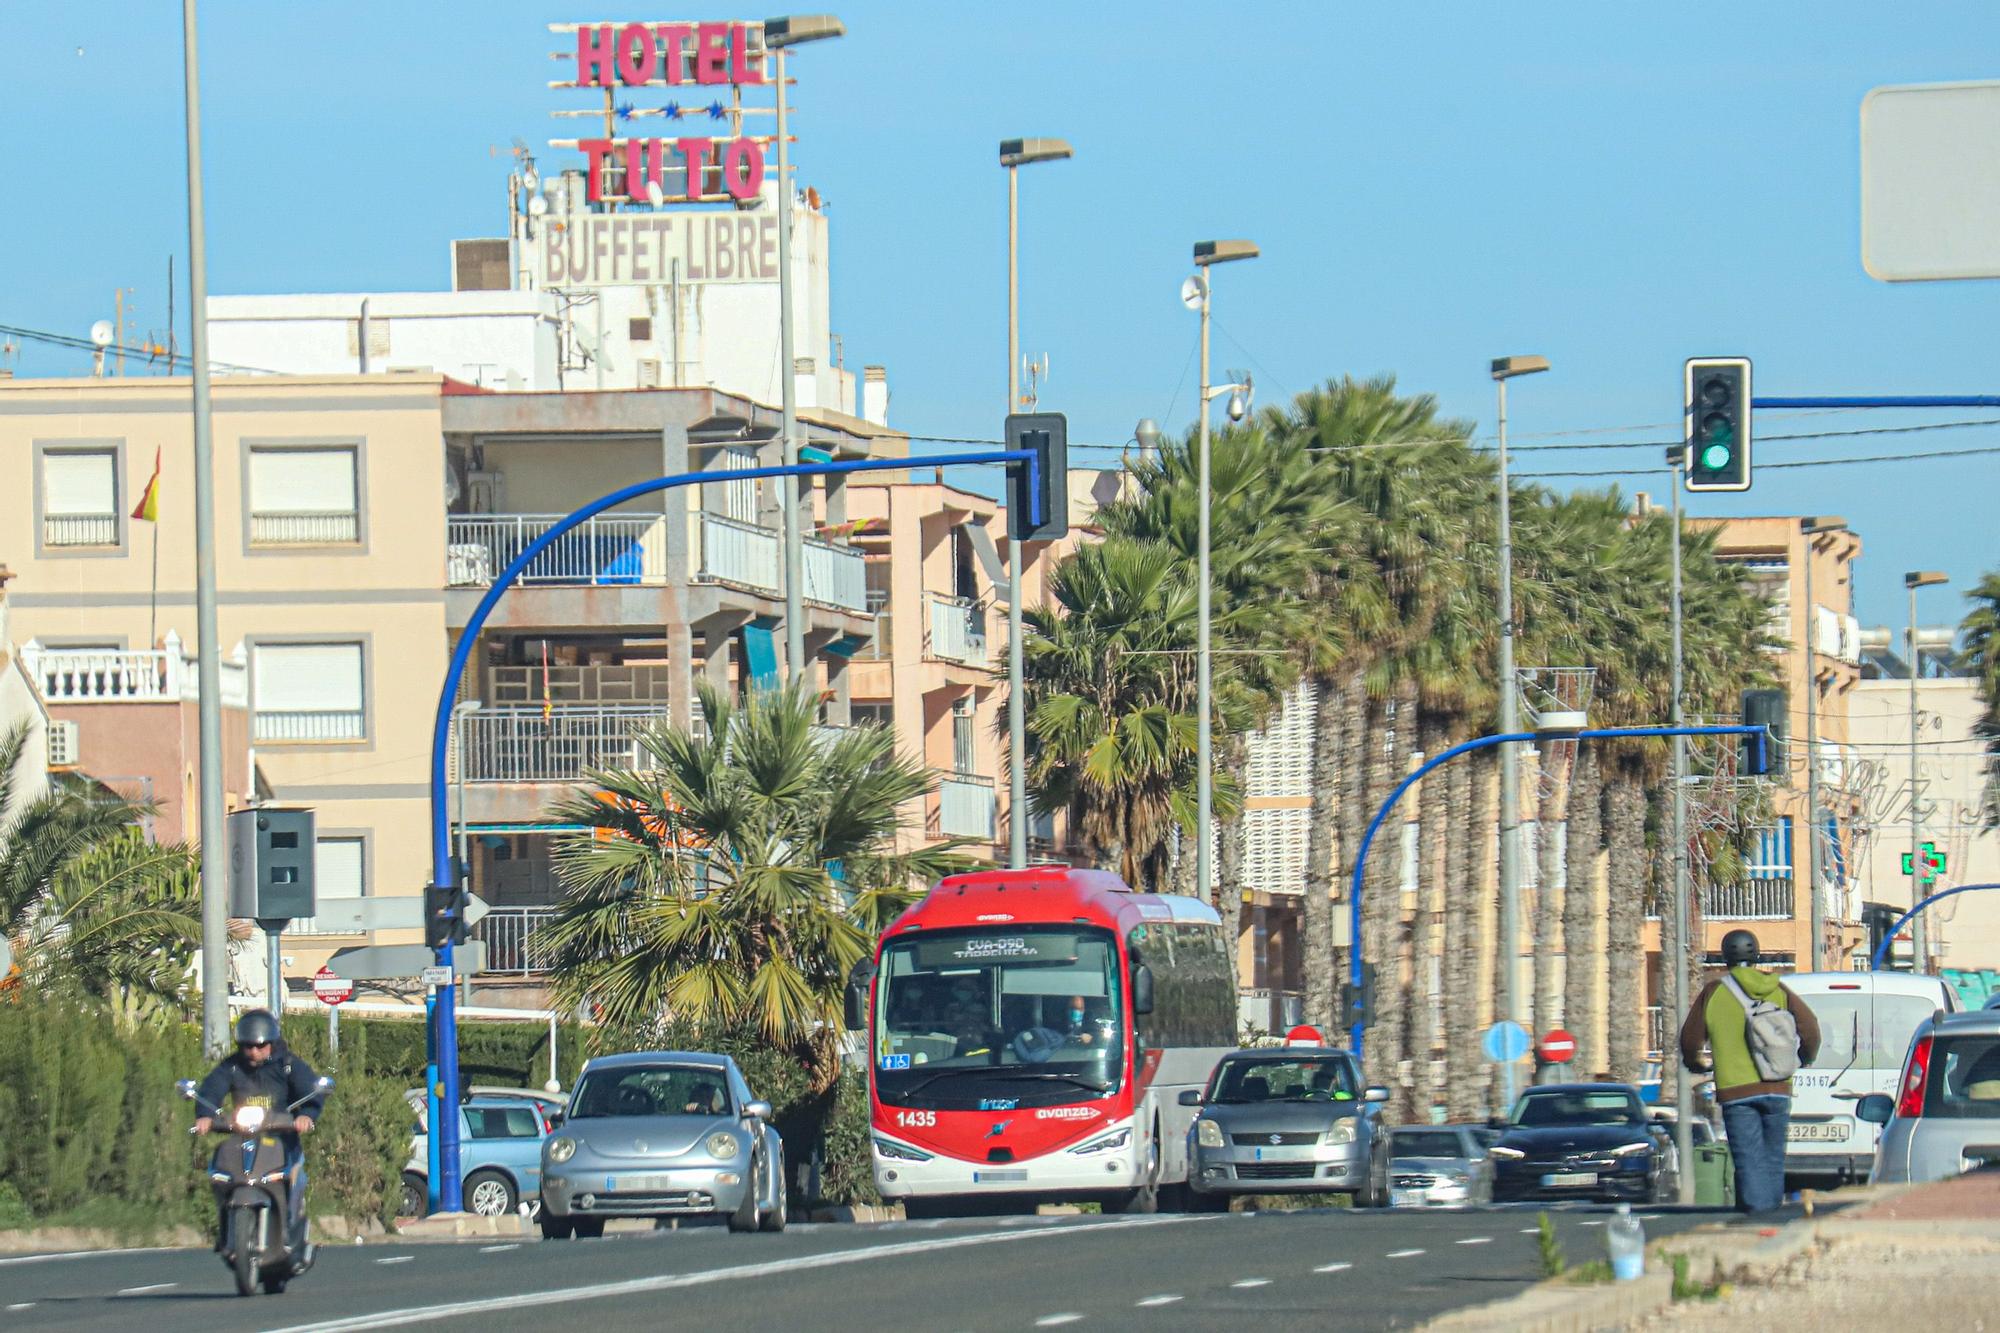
[[392, 1212, 533, 1241]]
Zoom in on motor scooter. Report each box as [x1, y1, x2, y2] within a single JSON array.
[[177, 1075, 332, 1297]]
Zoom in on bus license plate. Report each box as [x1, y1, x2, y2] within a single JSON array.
[[1541, 1172, 1596, 1187], [1788, 1121, 1849, 1142], [973, 1169, 1028, 1183]]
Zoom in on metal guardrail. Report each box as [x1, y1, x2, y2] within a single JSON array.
[[250, 511, 360, 545], [475, 907, 558, 975], [924, 592, 987, 665], [695, 512, 780, 592], [448, 513, 667, 586]]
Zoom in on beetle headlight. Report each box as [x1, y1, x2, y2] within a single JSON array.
[[1196, 1119, 1223, 1148], [547, 1136, 577, 1164], [1323, 1118, 1357, 1145], [706, 1131, 740, 1160]]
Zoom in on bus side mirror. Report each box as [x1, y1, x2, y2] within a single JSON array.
[[843, 980, 867, 1032], [1855, 1093, 1895, 1125], [1131, 964, 1155, 1016]]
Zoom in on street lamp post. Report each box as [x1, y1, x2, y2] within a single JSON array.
[[1489, 354, 1549, 1100], [1801, 518, 1848, 971], [1001, 136, 1072, 871], [1189, 241, 1258, 911], [1906, 569, 1948, 969], [764, 14, 844, 679], [182, 0, 232, 1057]]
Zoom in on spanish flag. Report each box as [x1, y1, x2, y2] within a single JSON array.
[[131, 447, 161, 522]]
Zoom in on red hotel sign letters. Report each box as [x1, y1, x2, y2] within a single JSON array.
[[569, 22, 769, 205]]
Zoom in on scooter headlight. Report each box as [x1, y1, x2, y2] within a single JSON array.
[[232, 1106, 267, 1133]]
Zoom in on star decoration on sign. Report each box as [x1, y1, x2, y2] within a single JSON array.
[[615, 101, 635, 120], [706, 101, 726, 120], [664, 101, 683, 119], [1901, 841, 1947, 886]]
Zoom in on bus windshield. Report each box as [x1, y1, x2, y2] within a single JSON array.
[[873, 926, 1125, 1108]]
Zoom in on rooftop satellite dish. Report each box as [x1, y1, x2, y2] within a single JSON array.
[[1179, 275, 1206, 311], [528, 194, 548, 216], [90, 320, 115, 347]]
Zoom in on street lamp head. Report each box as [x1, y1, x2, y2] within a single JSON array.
[[762, 14, 845, 48], [1906, 570, 1949, 589], [999, 137, 1073, 167], [1490, 355, 1551, 381], [1132, 418, 1163, 454], [1193, 239, 1258, 266], [1802, 516, 1849, 535]]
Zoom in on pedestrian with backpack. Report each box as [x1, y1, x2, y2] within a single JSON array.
[[1677, 929, 1822, 1213]]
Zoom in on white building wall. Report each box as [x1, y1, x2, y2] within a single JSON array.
[[207, 291, 560, 389]]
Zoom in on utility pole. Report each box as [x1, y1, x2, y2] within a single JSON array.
[[1670, 448, 1695, 1205]]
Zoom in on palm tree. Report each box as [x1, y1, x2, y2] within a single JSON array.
[[0, 725, 200, 1012], [1957, 570, 2000, 823], [537, 680, 971, 1086]]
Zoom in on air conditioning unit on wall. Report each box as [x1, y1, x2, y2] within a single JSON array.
[[46, 719, 79, 767]]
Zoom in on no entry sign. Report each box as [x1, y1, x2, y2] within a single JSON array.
[[313, 965, 354, 1007], [1539, 1029, 1577, 1064]]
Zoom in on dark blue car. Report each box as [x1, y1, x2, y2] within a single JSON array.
[[1488, 1083, 1677, 1205]]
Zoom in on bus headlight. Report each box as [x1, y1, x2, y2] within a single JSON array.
[[1323, 1119, 1357, 1145], [872, 1136, 933, 1162], [1067, 1127, 1131, 1156], [1196, 1119, 1224, 1149]]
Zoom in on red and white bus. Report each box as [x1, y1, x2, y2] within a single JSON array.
[[846, 867, 1237, 1215]]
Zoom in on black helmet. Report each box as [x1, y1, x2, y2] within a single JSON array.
[[234, 1009, 281, 1048], [1720, 929, 1761, 967]]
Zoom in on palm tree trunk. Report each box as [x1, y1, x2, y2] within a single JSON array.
[[1447, 748, 1493, 1121], [1532, 753, 1571, 1083], [1335, 671, 1369, 1038], [1605, 772, 1646, 1084], [1362, 694, 1406, 1102], [1217, 735, 1250, 992], [1410, 711, 1448, 1123], [1561, 748, 1603, 1075], [1301, 675, 1340, 1032], [1168, 824, 1195, 898], [1381, 681, 1419, 1121]]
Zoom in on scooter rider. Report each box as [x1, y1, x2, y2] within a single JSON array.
[[194, 1010, 326, 1253]]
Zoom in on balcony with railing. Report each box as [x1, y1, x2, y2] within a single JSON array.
[[447, 513, 668, 587], [933, 771, 997, 840], [924, 593, 987, 666], [250, 510, 360, 545], [475, 906, 559, 975], [694, 512, 779, 593], [21, 635, 248, 708], [43, 513, 119, 547], [458, 705, 687, 783], [802, 537, 868, 612], [1700, 878, 1796, 920]]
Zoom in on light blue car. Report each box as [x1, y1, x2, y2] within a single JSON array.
[[401, 1092, 555, 1217]]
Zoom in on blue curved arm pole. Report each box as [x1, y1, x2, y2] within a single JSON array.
[[1345, 724, 1769, 1061], [426, 448, 1031, 1212], [1869, 883, 2000, 972]]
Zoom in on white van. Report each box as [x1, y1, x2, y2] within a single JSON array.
[[1783, 971, 1958, 1186]]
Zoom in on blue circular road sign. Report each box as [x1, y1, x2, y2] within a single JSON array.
[[1482, 1020, 1531, 1064]]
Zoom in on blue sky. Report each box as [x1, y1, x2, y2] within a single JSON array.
[[6, 1, 1996, 631]]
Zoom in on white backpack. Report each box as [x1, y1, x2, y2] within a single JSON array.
[[1720, 974, 1801, 1082]]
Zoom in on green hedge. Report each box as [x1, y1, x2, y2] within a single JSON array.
[[281, 1012, 590, 1092]]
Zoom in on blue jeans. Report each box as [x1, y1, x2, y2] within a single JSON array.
[[1721, 1094, 1791, 1213]]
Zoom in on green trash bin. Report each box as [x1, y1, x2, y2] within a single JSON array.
[[1693, 1141, 1735, 1208]]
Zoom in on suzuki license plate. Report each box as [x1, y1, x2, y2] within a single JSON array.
[[1541, 1171, 1597, 1187], [1788, 1121, 1849, 1142]]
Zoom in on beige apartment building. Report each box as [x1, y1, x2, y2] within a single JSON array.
[[3, 371, 1080, 1000]]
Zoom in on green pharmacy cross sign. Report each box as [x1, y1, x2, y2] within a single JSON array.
[[1902, 841, 1948, 886]]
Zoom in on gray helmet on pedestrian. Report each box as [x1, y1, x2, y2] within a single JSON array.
[[234, 1009, 281, 1049], [1720, 929, 1760, 967]]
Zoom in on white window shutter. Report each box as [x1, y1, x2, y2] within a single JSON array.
[[43, 451, 117, 515], [249, 448, 357, 514], [315, 837, 365, 897], [254, 642, 364, 712]]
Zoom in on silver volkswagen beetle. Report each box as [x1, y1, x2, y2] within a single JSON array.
[[1182, 1047, 1392, 1205], [538, 1051, 786, 1239]]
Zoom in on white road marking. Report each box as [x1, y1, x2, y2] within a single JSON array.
[[1136, 1295, 1183, 1307], [1386, 1248, 1425, 1258], [375, 1255, 415, 1265], [1578, 1220, 1605, 1227], [0, 1246, 178, 1268], [478, 1244, 519, 1253], [1035, 1317, 1084, 1327], [1455, 1236, 1493, 1246], [1231, 1278, 1270, 1288], [115, 1283, 178, 1295], [1518, 1226, 1541, 1233], [7, 1303, 36, 1311], [266, 1215, 1203, 1333], [1313, 1262, 1352, 1274]]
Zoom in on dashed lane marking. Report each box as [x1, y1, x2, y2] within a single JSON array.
[[0, 1247, 178, 1268], [1386, 1248, 1426, 1258], [375, 1256, 415, 1265], [1035, 1317, 1084, 1327], [7, 1303, 36, 1312], [1313, 1263, 1352, 1274], [1455, 1236, 1493, 1245], [1136, 1295, 1183, 1307], [115, 1283, 178, 1295], [1231, 1278, 1270, 1288], [479, 1244, 520, 1253]]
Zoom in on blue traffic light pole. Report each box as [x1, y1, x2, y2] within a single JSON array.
[[423, 449, 1037, 1213], [1869, 883, 2000, 972], [1346, 724, 1770, 1062]]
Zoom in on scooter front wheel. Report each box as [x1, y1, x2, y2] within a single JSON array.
[[229, 1206, 258, 1297]]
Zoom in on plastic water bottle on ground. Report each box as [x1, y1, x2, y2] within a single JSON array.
[[1606, 1202, 1645, 1281]]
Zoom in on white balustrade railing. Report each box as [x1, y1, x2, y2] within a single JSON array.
[[475, 907, 560, 975], [695, 513, 780, 593], [1701, 878, 1796, 920], [459, 705, 689, 782], [250, 511, 360, 545], [254, 709, 365, 742], [21, 634, 247, 708], [43, 513, 117, 547], [446, 513, 667, 587], [936, 772, 997, 840], [802, 537, 868, 612], [925, 593, 987, 666]]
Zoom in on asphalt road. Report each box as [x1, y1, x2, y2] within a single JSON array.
[[0, 1204, 1747, 1332]]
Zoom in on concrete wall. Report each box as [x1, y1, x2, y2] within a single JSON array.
[[209, 292, 560, 390]]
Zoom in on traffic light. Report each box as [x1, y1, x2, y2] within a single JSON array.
[[1340, 963, 1376, 1031], [1684, 357, 1752, 492], [1005, 412, 1069, 542], [423, 882, 469, 950], [1740, 688, 1786, 776]]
